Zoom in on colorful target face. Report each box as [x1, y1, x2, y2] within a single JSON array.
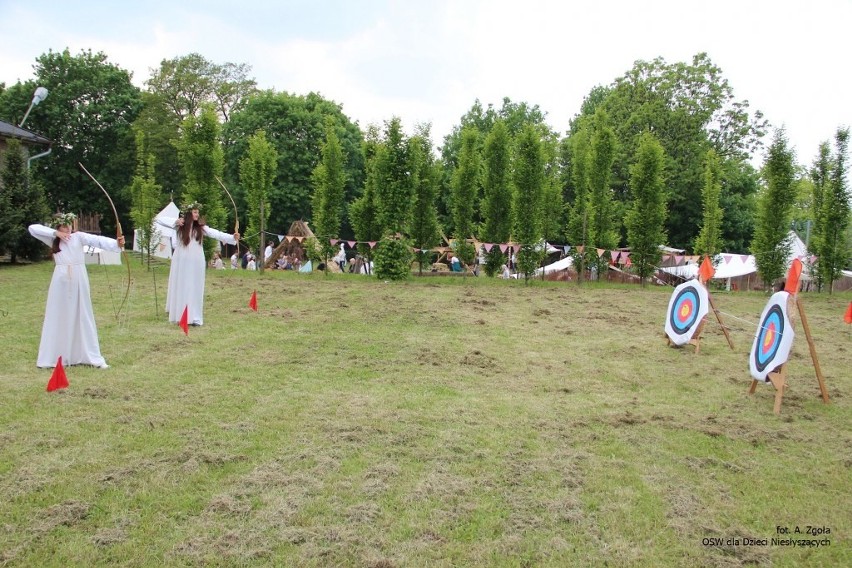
[[749, 291, 795, 382], [664, 281, 710, 345]]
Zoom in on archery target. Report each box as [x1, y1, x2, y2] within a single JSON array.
[[664, 280, 710, 345], [749, 291, 795, 382]]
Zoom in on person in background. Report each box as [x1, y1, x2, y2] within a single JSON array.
[[264, 241, 273, 263], [333, 244, 347, 272], [247, 254, 257, 271], [157, 201, 239, 327], [28, 212, 125, 369], [230, 251, 239, 269], [212, 252, 225, 270]]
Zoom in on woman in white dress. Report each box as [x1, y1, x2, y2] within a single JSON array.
[[158, 202, 239, 326], [28, 212, 125, 369]]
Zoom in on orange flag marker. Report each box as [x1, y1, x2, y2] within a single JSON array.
[[698, 256, 715, 283], [46, 356, 69, 392], [179, 306, 189, 335], [844, 301, 852, 324], [249, 290, 258, 312], [784, 258, 803, 294]]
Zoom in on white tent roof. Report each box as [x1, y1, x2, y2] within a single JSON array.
[[133, 201, 179, 259], [536, 255, 573, 275]]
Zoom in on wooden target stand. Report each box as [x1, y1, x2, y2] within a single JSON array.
[[748, 267, 831, 414]]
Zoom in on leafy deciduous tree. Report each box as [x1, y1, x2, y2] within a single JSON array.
[[0, 139, 49, 261], [176, 104, 225, 259], [512, 125, 545, 282], [310, 118, 347, 272], [409, 126, 441, 275], [694, 149, 724, 260], [240, 130, 278, 270], [451, 126, 480, 265], [480, 120, 513, 276], [817, 127, 850, 293], [752, 129, 797, 289], [626, 132, 668, 285], [128, 129, 163, 267]]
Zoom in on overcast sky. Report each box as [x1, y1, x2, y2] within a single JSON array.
[[2, 0, 850, 164]]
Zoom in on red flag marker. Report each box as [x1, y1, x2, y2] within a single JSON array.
[[249, 290, 258, 312], [47, 356, 69, 392], [844, 301, 852, 324], [179, 306, 189, 335], [784, 258, 803, 294]]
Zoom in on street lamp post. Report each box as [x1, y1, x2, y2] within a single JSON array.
[[18, 87, 51, 169], [18, 86, 48, 128]]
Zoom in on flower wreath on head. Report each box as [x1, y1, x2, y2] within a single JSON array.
[[47, 212, 78, 229], [181, 200, 203, 213]]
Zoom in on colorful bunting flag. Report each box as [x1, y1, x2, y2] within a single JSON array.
[[610, 250, 619, 262], [722, 254, 732, 264], [347, 241, 356, 248], [484, 243, 494, 252], [330, 239, 338, 245], [368, 241, 377, 249], [596, 248, 605, 257], [46, 356, 69, 392]]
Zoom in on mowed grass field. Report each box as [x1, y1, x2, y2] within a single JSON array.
[[1, 260, 850, 567]]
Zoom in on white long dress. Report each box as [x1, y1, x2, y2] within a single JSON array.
[[157, 218, 236, 326], [28, 224, 123, 368]]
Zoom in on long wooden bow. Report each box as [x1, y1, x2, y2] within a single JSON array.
[[79, 162, 132, 321], [215, 176, 241, 268], [215, 175, 239, 236]]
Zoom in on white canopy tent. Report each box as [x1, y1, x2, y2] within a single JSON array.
[[133, 201, 179, 259], [659, 231, 812, 286], [83, 245, 122, 265]]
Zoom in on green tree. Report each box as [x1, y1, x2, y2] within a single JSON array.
[[310, 118, 347, 272], [752, 129, 797, 289], [566, 122, 594, 282], [817, 127, 850, 293], [440, 97, 555, 234], [694, 149, 724, 259], [572, 53, 767, 249], [480, 120, 513, 276], [625, 132, 668, 285], [144, 53, 257, 122], [587, 109, 617, 273], [0, 139, 49, 261], [809, 141, 832, 290], [372, 117, 413, 280], [512, 125, 545, 282], [128, 129, 164, 267], [176, 104, 225, 259], [0, 49, 142, 234], [409, 126, 441, 275], [451, 126, 480, 265], [240, 130, 278, 270], [223, 91, 364, 234], [349, 125, 382, 268]]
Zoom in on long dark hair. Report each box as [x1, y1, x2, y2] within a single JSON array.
[[51, 237, 63, 255], [177, 214, 206, 246]]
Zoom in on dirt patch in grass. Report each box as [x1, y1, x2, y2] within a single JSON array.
[[460, 349, 498, 372]]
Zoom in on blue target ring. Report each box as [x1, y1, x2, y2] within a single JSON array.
[[669, 286, 702, 335], [754, 305, 784, 373]]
